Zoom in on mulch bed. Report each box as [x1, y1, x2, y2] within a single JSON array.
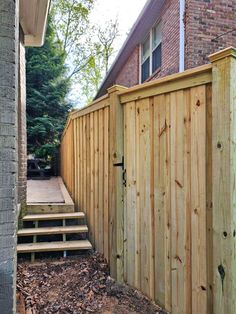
[[17, 252, 166, 314]]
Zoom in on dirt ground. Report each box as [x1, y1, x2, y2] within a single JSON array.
[[17, 252, 166, 314]]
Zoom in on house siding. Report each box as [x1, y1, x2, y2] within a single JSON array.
[[0, 0, 19, 313], [185, 0, 236, 69]]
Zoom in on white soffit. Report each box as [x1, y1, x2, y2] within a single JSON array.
[[19, 0, 50, 47]]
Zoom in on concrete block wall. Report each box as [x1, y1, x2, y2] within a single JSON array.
[[18, 30, 27, 204], [0, 0, 19, 313]]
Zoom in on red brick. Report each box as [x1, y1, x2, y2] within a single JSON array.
[[110, 0, 236, 89]]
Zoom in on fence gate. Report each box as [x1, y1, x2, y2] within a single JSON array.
[[122, 85, 211, 314]]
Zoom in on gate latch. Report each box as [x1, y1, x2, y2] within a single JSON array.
[[113, 156, 126, 187], [113, 156, 124, 170]]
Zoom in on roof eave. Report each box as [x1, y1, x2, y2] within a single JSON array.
[[95, 0, 165, 99], [20, 0, 51, 47]]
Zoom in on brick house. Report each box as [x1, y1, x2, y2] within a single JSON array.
[[96, 0, 236, 98], [0, 0, 49, 312]]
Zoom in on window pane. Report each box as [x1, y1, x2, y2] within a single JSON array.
[[142, 57, 150, 83], [152, 23, 161, 49], [152, 43, 162, 72], [142, 37, 150, 62]]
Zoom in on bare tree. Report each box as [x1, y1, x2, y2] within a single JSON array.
[[97, 19, 119, 74], [50, 1, 120, 103], [79, 19, 120, 103], [51, 0, 95, 78]]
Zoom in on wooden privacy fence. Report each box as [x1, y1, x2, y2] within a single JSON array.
[[60, 94, 110, 257], [60, 47, 236, 314]]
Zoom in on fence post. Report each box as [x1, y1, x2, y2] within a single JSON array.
[[108, 85, 127, 282], [209, 47, 236, 314]]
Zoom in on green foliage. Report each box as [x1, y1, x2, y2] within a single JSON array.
[[26, 1, 119, 157], [50, 0, 119, 103], [26, 18, 72, 159], [79, 19, 120, 103], [51, 0, 95, 78]]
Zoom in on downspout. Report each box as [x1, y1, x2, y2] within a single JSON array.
[[179, 0, 185, 72]]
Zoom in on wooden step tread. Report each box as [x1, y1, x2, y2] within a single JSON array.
[[23, 212, 85, 221], [17, 240, 92, 253], [18, 225, 88, 236]]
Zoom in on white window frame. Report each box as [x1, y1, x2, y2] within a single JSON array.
[[140, 35, 151, 83], [140, 21, 162, 83]]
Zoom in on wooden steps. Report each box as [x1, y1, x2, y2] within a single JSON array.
[[18, 225, 88, 236], [22, 212, 85, 221], [26, 203, 75, 214], [18, 212, 92, 260], [17, 240, 92, 253]]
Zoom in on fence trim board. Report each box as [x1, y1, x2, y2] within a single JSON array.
[[210, 48, 236, 314], [61, 94, 110, 139], [209, 46, 236, 62], [119, 64, 212, 103], [71, 96, 109, 120], [108, 85, 127, 282]]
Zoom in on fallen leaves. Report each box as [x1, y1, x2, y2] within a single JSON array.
[[17, 252, 165, 314]]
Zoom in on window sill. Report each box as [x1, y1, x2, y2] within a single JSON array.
[[144, 67, 161, 83]]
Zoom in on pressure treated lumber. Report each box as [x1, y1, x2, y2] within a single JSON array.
[[210, 47, 236, 314], [22, 212, 85, 221], [17, 240, 92, 253], [190, 85, 207, 313], [60, 48, 236, 314], [62, 94, 109, 136], [124, 101, 137, 287], [18, 225, 88, 236], [120, 74, 211, 312], [153, 93, 171, 310], [119, 64, 212, 103], [108, 85, 127, 282], [26, 203, 74, 214]]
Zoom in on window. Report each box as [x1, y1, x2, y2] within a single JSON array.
[[152, 23, 162, 72], [141, 37, 150, 82], [141, 22, 162, 83]]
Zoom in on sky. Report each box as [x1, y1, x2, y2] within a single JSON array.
[[90, 0, 147, 52], [72, 0, 147, 108]]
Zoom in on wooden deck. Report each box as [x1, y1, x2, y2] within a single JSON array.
[[27, 177, 74, 213]]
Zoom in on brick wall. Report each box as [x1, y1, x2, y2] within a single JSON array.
[[0, 0, 19, 313], [113, 0, 236, 89], [115, 46, 140, 87], [114, 0, 180, 87], [185, 0, 236, 69], [149, 0, 180, 81], [18, 29, 27, 204]]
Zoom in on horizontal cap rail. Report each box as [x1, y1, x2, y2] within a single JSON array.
[[118, 64, 212, 104]]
